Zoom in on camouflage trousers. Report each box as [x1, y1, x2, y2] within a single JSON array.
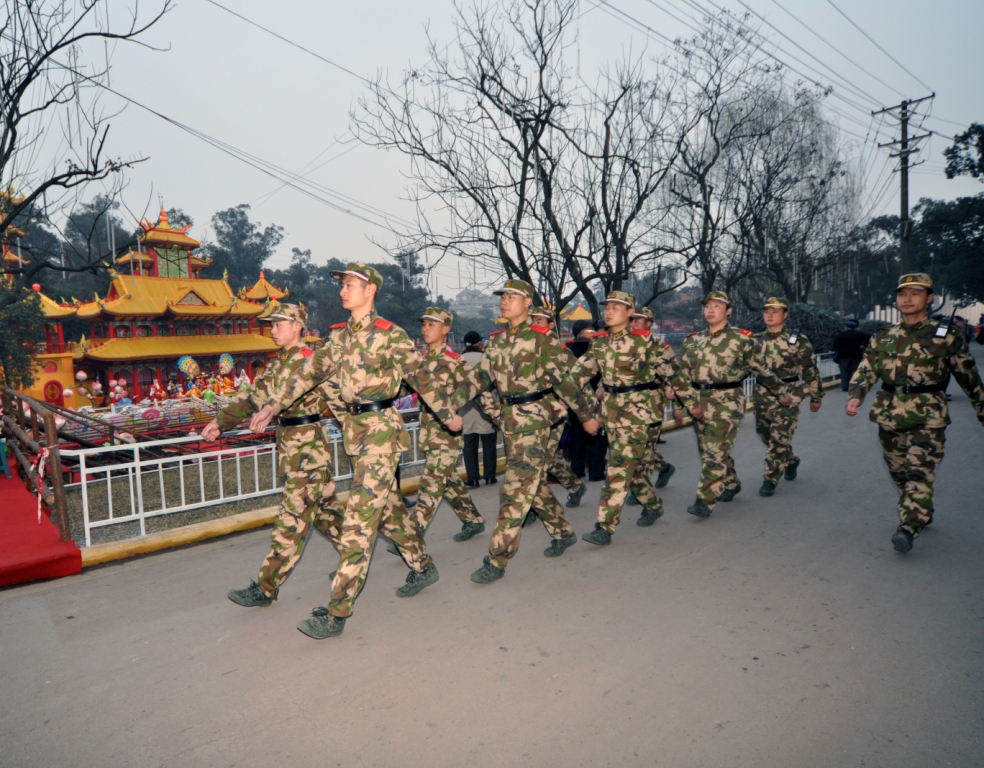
[[598, 423, 662, 533], [877, 426, 946, 535], [489, 427, 575, 570], [546, 419, 581, 493], [257, 466, 343, 597], [692, 392, 745, 509], [327, 452, 432, 618], [413, 444, 484, 534], [754, 402, 801, 483], [631, 423, 668, 487]]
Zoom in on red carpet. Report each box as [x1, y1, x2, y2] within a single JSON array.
[[0, 475, 81, 588]]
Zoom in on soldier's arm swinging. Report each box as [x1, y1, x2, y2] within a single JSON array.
[[250, 347, 336, 433], [845, 340, 880, 417], [205, 362, 274, 441], [394, 338, 462, 431], [947, 331, 984, 426]]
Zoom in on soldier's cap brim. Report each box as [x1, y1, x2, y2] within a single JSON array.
[[896, 282, 932, 291], [493, 287, 529, 297], [603, 298, 634, 308], [630, 311, 650, 319], [763, 302, 788, 309], [331, 269, 371, 283], [416, 314, 451, 324], [701, 297, 730, 306], [261, 313, 300, 323]]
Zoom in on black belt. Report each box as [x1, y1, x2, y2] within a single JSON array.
[[503, 388, 552, 406], [603, 381, 660, 395], [344, 397, 397, 415], [278, 414, 322, 427], [781, 375, 801, 384], [881, 382, 946, 395], [691, 380, 743, 391]]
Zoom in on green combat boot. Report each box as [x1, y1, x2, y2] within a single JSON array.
[[297, 607, 346, 639], [470, 556, 505, 584], [637, 504, 664, 526], [687, 499, 712, 518], [719, 482, 742, 502], [544, 531, 577, 557], [784, 458, 800, 481], [582, 523, 612, 546], [228, 580, 275, 608], [655, 463, 676, 489], [453, 521, 486, 542], [625, 491, 640, 506], [386, 540, 400, 556], [891, 526, 914, 554], [396, 563, 439, 597], [566, 482, 587, 508], [523, 510, 538, 527], [759, 480, 776, 497]]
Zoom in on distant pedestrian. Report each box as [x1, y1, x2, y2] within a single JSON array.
[[831, 319, 870, 391], [460, 330, 498, 488], [565, 320, 608, 482]]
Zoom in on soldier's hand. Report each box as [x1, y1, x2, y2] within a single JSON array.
[[447, 414, 464, 432], [665, 386, 675, 400], [582, 418, 602, 435], [810, 400, 822, 413], [201, 422, 221, 442], [690, 405, 704, 420], [846, 398, 861, 417], [249, 404, 276, 433], [779, 395, 792, 407], [673, 409, 684, 426]]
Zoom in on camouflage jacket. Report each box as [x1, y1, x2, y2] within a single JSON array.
[[417, 346, 468, 450], [569, 328, 693, 429], [754, 329, 824, 407], [678, 326, 786, 399], [262, 310, 455, 456], [453, 318, 595, 435], [214, 343, 342, 474], [848, 318, 984, 430]]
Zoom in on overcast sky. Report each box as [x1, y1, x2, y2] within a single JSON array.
[[85, 0, 983, 296]]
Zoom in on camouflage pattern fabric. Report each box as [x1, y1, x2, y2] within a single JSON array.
[[546, 418, 581, 493], [753, 330, 823, 483], [414, 445, 484, 533], [678, 326, 786, 508], [632, 424, 668, 484], [849, 318, 984, 534], [488, 428, 575, 569], [451, 318, 594, 569], [569, 327, 692, 526]]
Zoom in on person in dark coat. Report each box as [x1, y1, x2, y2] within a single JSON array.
[[831, 319, 870, 391], [564, 320, 608, 481]]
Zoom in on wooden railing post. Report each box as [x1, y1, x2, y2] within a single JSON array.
[[43, 413, 72, 542]]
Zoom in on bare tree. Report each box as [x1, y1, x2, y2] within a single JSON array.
[[0, 0, 171, 309]]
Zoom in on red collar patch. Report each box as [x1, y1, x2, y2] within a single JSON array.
[[445, 350, 461, 359], [530, 324, 550, 334], [300, 347, 314, 358], [686, 331, 699, 337], [592, 330, 609, 338], [330, 322, 346, 329], [488, 329, 506, 336]]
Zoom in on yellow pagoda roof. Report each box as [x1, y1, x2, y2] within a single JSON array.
[[138, 208, 200, 250], [80, 333, 278, 362], [75, 273, 266, 319], [36, 291, 78, 318], [562, 302, 593, 321], [240, 270, 286, 301], [115, 250, 155, 266]]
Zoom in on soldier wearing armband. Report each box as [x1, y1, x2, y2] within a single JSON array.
[[847, 273, 984, 553]]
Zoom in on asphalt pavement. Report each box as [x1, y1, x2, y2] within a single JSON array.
[[2, 351, 982, 768]]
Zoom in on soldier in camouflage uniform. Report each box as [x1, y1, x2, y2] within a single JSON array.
[[569, 292, 695, 544], [532, 305, 587, 509], [678, 291, 789, 518], [753, 297, 824, 497], [410, 307, 486, 542], [249, 264, 462, 638], [451, 279, 602, 583], [203, 304, 345, 608], [626, 306, 676, 500], [847, 273, 984, 553]]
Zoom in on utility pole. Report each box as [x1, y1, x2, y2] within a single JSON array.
[[873, 94, 933, 275]]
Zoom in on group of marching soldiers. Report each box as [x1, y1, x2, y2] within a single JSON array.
[[203, 265, 984, 640]]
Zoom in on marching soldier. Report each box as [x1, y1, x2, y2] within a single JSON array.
[[847, 273, 984, 553], [202, 303, 345, 608], [569, 291, 695, 544], [626, 306, 676, 498], [410, 307, 486, 542], [678, 291, 789, 518], [451, 279, 602, 584], [753, 297, 823, 497], [249, 263, 462, 639], [532, 304, 587, 509]]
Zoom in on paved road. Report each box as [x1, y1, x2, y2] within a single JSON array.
[[3, 354, 983, 768]]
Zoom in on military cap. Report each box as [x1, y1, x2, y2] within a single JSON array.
[[531, 303, 556, 321], [631, 307, 654, 321], [493, 278, 535, 298], [330, 262, 383, 288], [896, 272, 933, 291], [763, 296, 789, 310], [843, 318, 859, 328], [416, 306, 453, 326], [603, 290, 636, 308], [702, 290, 731, 306], [261, 302, 307, 327]]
